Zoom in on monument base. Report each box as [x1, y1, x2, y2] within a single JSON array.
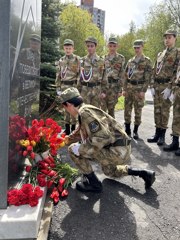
[[0, 187, 47, 240]]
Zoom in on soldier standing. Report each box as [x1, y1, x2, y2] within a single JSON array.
[[147, 30, 180, 145], [79, 37, 106, 108], [59, 87, 155, 193], [101, 37, 125, 118], [56, 39, 80, 135], [123, 40, 152, 139], [163, 59, 180, 156]]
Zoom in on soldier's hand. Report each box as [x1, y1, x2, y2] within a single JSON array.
[[122, 91, 126, 97], [139, 92, 145, 99], [150, 88, 155, 97], [100, 93, 106, 99], [64, 136, 70, 145], [161, 88, 171, 99]]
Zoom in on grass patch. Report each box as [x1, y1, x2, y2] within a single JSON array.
[[115, 96, 124, 111]]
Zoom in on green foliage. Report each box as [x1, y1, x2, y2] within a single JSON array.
[[60, 4, 105, 56], [40, 0, 64, 119], [115, 96, 125, 111]]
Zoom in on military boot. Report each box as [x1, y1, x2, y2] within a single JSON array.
[[128, 167, 155, 189], [71, 124, 76, 132], [147, 127, 160, 143], [133, 125, 139, 140], [76, 172, 103, 193], [157, 129, 166, 146], [163, 135, 179, 151], [125, 123, 131, 137], [175, 148, 180, 156], [64, 124, 70, 135]]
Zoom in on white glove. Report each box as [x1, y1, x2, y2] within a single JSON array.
[[169, 93, 174, 103], [56, 89, 62, 96], [150, 88, 155, 96], [71, 143, 81, 156], [161, 88, 171, 99]]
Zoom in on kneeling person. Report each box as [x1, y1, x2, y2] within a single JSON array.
[[60, 87, 155, 193]]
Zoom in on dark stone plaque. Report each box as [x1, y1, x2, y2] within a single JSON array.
[[9, 0, 41, 185]]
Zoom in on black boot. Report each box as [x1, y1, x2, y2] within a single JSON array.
[[128, 167, 155, 189], [64, 124, 70, 135], [71, 124, 76, 132], [157, 129, 166, 146], [147, 127, 160, 143], [133, 125, 139, 140], [175, 148, 180, 156], [125, 123, 131, 137], [163, 136, 179, 151], [76, 172, 103, 193]]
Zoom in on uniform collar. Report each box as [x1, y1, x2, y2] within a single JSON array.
[[65, 54, 74, 59]]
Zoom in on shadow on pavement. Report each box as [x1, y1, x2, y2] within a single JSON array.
[[49, 179, 140, 240]]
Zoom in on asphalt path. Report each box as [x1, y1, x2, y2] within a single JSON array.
[[48, 103, 180, 240]]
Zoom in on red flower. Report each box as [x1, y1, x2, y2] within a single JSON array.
[[59, 178, 66, 186], [48, 170, 57, 177], [21, 184, 33, 195], [50, 187, 59, 203], [30, 152, 35, 159], [29, 192, 39, 207], [37, 174, 47, 187], [25, 165, 32, 172], [27, 145, 33, 151], [47, 180, 54, 188], [23, 151, 28, 157], [34, 186, 43, 198], [61, 189, 68, 197]]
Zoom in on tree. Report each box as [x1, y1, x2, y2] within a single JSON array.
[[165, 0, 180, 29], [60, 4, 105, 56], [40, 0, 64, 117]]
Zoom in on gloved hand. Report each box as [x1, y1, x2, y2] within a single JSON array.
[[161, 88, 171, 99], [56, 89, 62, 96], [71, 143, 81, 156], [169, 93, 174, 103], [150, 88, 155, 97]]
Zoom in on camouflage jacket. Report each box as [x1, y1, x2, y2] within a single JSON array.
[[56, 54, 81, 89], [68, 104, 129, 155], [104, 52, 125, 92], [79, 53, 107, 93], [124, 54, 152, 92], [151, 47, 180, 89]]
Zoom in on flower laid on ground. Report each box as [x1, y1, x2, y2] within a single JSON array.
[[7, 184, 43, 207], [7, 117, 79, 206]]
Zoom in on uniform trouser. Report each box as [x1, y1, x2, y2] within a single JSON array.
[[172, 87, 180, 136], [61, 84, 77, 125], [124, 89, 144, 125], [101, 85, 119, 118], [154, 84, 172, 129], [80, 86, 101, 108], [68, 143, 131, 178]]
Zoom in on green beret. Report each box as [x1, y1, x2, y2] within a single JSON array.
[[133, 39, 144, 47], [85, 36, 97, 44], [64, 39, 74, 46], [108, 37, 118, 44], [163, 29, 177, 37], [30, 34, 41, 42], [59, 87, 80, 103]]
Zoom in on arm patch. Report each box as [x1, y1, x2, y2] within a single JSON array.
[[89, 120, 100, 133]]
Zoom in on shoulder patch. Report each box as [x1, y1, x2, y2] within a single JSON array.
[[89, 120, 101, 133]]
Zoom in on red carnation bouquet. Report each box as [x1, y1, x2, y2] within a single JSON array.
[[7, 117, 79, 206]]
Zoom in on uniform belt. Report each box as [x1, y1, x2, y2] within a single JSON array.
[[104, 138, 131, 149], [61, 80, 77, 85], [108, 78, 119, 84], [154, 78, 170, 84], [81, 82, 100, 87], [127, 80, 145, 85]]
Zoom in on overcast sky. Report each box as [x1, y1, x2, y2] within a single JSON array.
[[62, 0, 162, 35]]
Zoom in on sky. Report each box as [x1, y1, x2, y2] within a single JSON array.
[[62, 0, 162, 35]]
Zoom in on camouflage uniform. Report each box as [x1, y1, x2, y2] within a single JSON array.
[[101, 52, 125, 118], [151, 47, 179, 129], [79, 53, 106, 108], [60, 87, 155, 192], [68, 104, 131, 177], [56, 53, 80, 125], [124, 54, 152, 125]]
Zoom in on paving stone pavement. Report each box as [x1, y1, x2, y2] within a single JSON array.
[[48, 103, 180, 240]]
